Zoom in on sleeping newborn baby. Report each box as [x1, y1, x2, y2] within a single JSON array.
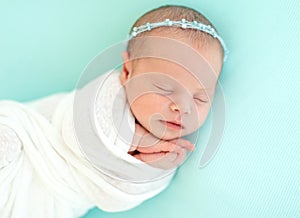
[[0, 5, 227, 218]]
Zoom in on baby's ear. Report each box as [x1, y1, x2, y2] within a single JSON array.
[[120, 51, 132, 85]]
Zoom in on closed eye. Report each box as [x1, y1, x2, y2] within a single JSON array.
[[194, 97, 208, 103], [153, 84, 173, 94]]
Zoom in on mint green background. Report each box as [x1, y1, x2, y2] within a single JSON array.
[[0, 1, 299, 218]]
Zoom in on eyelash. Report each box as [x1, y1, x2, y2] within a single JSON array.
[[194, 97, 208, 103], [153, 84, 173, 94], [153, 83, 208, 103]]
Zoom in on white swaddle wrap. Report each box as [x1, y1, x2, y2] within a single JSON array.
[[0, 70, 175, 218]]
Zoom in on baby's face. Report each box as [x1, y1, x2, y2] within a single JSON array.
[[121, 39, 223, 140]]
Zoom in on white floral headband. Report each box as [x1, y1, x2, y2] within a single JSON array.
[[129, 19, 229, 62]]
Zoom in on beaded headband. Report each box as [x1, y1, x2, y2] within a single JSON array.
[[129, 19, 229, 62]]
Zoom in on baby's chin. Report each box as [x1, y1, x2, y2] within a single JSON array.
[[150, 129, 190, 141]]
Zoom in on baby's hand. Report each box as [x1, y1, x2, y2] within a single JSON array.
[[129, 123, 195, 170], [134, 138, 194, 170]]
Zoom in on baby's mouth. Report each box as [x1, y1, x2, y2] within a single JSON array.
[[160, 120, 184, 130]]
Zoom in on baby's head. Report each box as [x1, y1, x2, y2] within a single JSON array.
[[120, 5, 227, 140]]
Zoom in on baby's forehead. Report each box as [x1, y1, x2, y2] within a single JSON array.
[[133, 57, 218, 91], [129, 33, 223, 75]]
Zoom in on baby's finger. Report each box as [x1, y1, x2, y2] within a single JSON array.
[[159, 141, 178, 152], [163, 151, 178, 163], [156, 152, 179, 169], [151, 152, 178, 169], [170, 138, 195, 151], [133, 152, 166, 163], [134, 152, 178, 169], [172, 147, 187, 166], [137, 141, 177, 153]]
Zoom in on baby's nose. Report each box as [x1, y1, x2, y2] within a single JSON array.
[[170, 96, 192, 115]]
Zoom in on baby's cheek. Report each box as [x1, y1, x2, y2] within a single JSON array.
[[196, 105, 211, 125], [184, 118, 200, 135], [186, 105, 210, 131], [129, 94, 164, 127]]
